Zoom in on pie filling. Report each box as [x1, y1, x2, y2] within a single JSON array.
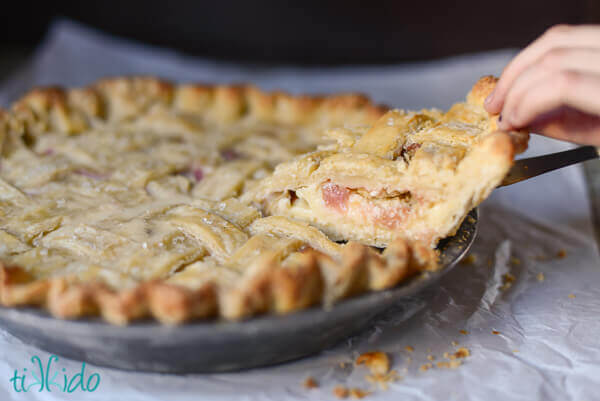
[[320, 182, 414, 230]]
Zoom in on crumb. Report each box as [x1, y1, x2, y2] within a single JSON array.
[[334, 386, 349, 399], [459, 330, 469, 335], [467, 215, 476, 224], [436, 360, 462, 369], [492, 330, 500, 335], [503, 273, 516, 282], [349, 388, 371, 399], [512, 350, 519, 353], [501, 273, 516, 291], [303, 376, 318, 389], [454, 347, 470, 358], [510, 257, 521, 265], [451, 341, 459, 346], [427, 355, 435, 361], [537, 272, 545, 282], [460, 254, 476, 265], [568, 294, 576, 299], [339, 361, 347, 368], [355, 351, 390, 375], [445, 347, 471, 360], [404, 345, 414, 352], [557, 249, 567, 259], [365, 370, 401, 390], [419, 363, 433, 372]]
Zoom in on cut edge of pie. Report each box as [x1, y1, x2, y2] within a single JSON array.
[[245, 76, 529, 247]]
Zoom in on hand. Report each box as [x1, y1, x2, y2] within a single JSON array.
[[484, 25, 600, 145]]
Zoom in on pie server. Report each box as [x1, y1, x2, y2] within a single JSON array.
[[0, 211, 477, 373], [499, 145, 599, 187]]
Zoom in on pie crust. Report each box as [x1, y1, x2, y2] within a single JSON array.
[[246, 76, 529, 247], [0, 76, 524, 325]]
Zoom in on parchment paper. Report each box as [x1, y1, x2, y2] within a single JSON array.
[[0, 19, 599, 401]]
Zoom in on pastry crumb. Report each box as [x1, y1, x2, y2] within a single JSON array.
[[510, 257, 521, 265], [568, 294, 576, 299], [404, 345, 414, 352], [454, 347, 470, 358], [365, 370, 401, 390], [355, 351, 390, 375], [427, 355, 435, 361], [557, 249, 567, 259], [459, 329, 469, 335], [303, 376, 318, 389], [451, 341, 459, 346], [513, 349, 519, 353], [419, 363, 433, 372], [536, 272, 545, 282], [334, 386, 349, 399], [436, 360, 462, 369], [492, 330, 500, 335], [445, 347, 471, 360], [339, 361, 347, 368], [500, 273, 516, 291], [460, 254, 476, 265], [349, 388, 371, 399]]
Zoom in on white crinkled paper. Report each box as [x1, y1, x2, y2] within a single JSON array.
[[0, 19, 599, 401]]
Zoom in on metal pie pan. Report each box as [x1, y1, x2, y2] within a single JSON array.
[[0, 209, 477, 373]]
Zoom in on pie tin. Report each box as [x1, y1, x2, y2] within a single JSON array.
[[0, 209, 477, 373]]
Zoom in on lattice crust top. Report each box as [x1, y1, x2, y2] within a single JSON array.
[[0, 76, 523, 324], [246, 76, 529, 247]]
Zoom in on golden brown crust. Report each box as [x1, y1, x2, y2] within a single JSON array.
[[248, 76, 530, 248], [0, 77, 427, 325], [466, 75, 498, 106], [6, 76, 387, 141], [0, 237, 436, 324]]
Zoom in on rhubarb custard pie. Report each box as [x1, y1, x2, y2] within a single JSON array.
[[0, 76, 527, 324]]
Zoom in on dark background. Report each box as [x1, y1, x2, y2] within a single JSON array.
[[1, 0, 599, 68]]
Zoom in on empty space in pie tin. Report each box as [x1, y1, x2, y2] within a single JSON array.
[[0, 209, 477, 373]]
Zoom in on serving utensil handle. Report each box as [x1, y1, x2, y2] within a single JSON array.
[[500, 146, 599, 187]]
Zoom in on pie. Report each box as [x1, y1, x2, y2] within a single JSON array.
[[245, 76, 529, 247], [0, 76, 527, 325]]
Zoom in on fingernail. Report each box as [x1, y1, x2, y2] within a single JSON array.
[[497, 114, 507, 130]]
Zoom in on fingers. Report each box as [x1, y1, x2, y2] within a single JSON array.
[[498, 48, 600, 129], [534, 47, 600, 76], [529, 107, 600, 145], [485, 25, 600, 114], [498, 70, 600, 131]]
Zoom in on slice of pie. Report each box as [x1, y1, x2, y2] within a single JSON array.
[[0, 76, 524, 325], [246, 76, 529, 247]]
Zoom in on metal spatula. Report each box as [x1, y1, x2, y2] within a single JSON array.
[[499, 146, 599, 187]]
